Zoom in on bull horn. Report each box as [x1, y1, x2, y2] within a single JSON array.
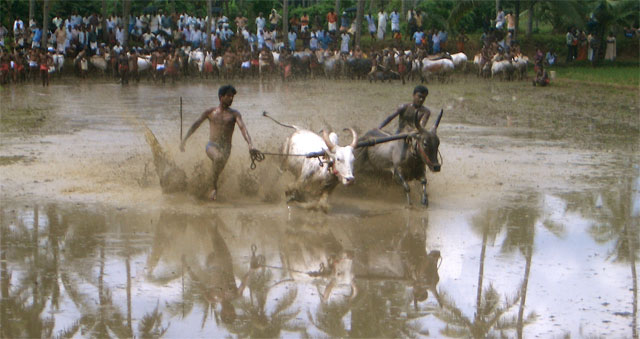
[[344, 128, 358, 148], [414, 112, 427, 133], [322, 130, 336, 152], [431, 109, 444, 133]]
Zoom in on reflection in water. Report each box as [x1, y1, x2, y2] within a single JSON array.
[[1, 187, 638, 337], [563, 161, 639, 339], [435, 193, 550, 338]]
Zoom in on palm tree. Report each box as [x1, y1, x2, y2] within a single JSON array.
[[567, 163, 639, 338], [434, 202, 541, 338], [591, 0, 640, 61], [229, 269, 306, 337]]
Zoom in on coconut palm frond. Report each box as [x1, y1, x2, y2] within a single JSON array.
[[55, 320, 81, 339], [272, 287, 298, 317], [440, 324, 469, 338]]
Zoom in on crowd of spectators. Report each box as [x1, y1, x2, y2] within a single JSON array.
[[0, 6, 637, 86]]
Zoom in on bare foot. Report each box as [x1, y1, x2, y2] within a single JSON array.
[[208, 189, 217, 201]]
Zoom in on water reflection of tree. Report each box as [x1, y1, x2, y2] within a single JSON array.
[[564, 169, 639, 339], [0, 204, 167, 338], [308, 280, 429, 338], [435, 193, 552, 338], [229, 277, 306, 337]]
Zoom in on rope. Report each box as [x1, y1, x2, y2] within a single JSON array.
[[249, 149, 326, 170], [249, 150, 265, 170]]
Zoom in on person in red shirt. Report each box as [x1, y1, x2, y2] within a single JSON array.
[[327, 10, 338, 33]]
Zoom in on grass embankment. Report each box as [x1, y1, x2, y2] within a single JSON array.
[[550, 62, 639, 87]]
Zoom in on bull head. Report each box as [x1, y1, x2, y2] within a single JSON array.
[[322, 129, 358, 185], [414, 110, 443, 172]]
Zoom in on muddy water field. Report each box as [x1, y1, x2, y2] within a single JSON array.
[[1, 75, 638, 338]]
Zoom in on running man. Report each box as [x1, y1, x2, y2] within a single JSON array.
[[180, 85, 259, 201]]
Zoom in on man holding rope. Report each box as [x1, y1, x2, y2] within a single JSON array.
[[181, 84, 259, 201]]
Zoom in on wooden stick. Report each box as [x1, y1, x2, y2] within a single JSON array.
[[355, 133, 412, 148], [179, 96, 183, 142]]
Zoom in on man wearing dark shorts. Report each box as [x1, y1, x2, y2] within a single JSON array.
[[180, 85, 258, 201]]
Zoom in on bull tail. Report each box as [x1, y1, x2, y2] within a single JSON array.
[[262, 111, 298, 129]]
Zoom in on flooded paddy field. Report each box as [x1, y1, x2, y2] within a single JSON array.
[[1, 76, 638, 338]]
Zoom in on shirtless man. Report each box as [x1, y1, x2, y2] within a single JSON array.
[[378, 85, 431, 159], [39, 49, 52, 87], [379, 85, 431, 134], [180, 85, 258, 201], [118, 47, 129, 85]]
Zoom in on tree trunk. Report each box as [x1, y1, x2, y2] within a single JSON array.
[[206, 0, 212, 51], [401, 0, 405, 20], [42, 0, 50, 50], [123, 0, 130, 48], [283, 0, 289, 47], [475, 229, 488, 324], [29, 0, 35, 27], [516, 243, 532, 339], [527, 2, 534, 36], [496, 0, 501, 13], [514, 0, 520, 41], [102, 0, 108, 42], [335, 0, 340, 14], [355, 0, 364, 47]]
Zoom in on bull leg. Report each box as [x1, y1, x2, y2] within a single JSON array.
[[322, 278, 336, 303], [286, 173, 310, 203], [421, 177, 428, 206], [393, 169, 412, 205], [430, 286, 443, 307]]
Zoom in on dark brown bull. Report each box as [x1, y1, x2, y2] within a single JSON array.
[[355, 109, 443, 206]]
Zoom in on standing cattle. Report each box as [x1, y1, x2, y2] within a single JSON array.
[[491, 59, 515, 80], [421, 58, 454, 83], [356, 110, 443, 206], [513, 54, 529, 80], [265, 113, 357, 212], [450, 52, 468, 71]]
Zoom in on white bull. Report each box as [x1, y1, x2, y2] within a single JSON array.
[[491, 59, 515, 80], [421, 58, 454, 82], [279, 123, 357, 212], [52, 53, 64, 74], [89, 54, 108, 72], [513, 54, 529, 80], [137, 55, 152, 72], [450, 52, 468, 71], [188, 49, 204, 74]]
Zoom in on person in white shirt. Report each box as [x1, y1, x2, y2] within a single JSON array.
[[264, 29, 273, 50], [192, 27, 202, 48], [377, 10, 387, 40], [340, 32, 350, 54], [495, 7, 505, 29], [365, 13, 376, 39], [116, 25, 124, 45], [52, 16, 62, 29], [309, 31, 318, 51], [390, 10, 400, 34], [255, 12, 266, 35], [241, 27, 250, 41], [150, 13, 160, 34], [13, 18, 24, 37]]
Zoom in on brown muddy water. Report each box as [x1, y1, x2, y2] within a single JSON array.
[[1, 76, 638, 338]]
